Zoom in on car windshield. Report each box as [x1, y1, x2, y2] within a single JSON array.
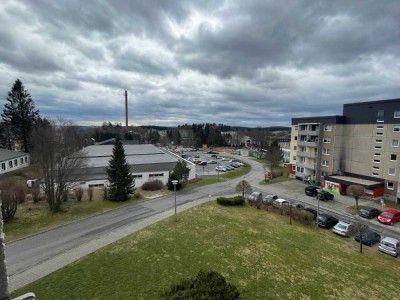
[[336, 224, 347, 229], [381, 212, 394, 218]]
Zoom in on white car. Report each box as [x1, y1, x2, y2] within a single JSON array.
[[332, 221, 353, 237], [378, 237, 400, 257], [273, 198, 290, 206]]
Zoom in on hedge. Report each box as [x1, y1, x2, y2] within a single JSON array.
[[216, 196, 245, 206]]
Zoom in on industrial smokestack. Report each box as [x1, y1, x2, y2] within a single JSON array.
[[125, 90, 128, 128]]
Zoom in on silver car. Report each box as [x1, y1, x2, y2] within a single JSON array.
[[332, 221, 354, 237], [378, 237, 400, 257]]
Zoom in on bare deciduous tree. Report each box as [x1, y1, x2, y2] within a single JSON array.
[[31, 118, 88, 212], [346, 185, 365, 209], [235, 180, 252, 198]]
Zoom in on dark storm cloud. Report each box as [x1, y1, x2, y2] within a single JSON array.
[[0, 0, 399, 127]]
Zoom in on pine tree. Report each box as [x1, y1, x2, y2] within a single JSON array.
[[2, 79, 39, 153], [106, 139, 135, 201]]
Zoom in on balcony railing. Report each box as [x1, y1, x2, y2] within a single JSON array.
[[296, 162, 315, 170], [298, 129, 319, 136], [297, 140, 318, 147], [296, 151, 317, 158]]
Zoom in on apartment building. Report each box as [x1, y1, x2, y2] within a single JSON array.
[[290, 98, 400, 202]]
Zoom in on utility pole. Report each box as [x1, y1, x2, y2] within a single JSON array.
[[0, 194, 10, 300], [125, 90, 128, 129]]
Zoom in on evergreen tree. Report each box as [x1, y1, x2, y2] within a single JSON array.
[[2, 79, 40, 152], [106, 139, 135, 201], [266, 140, 284, 168]]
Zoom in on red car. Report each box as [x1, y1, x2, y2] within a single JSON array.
[[378, 209, 400, 225]]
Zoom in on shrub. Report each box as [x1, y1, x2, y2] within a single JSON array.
[[161, 270, 240, 299], [1, 192, 17, 223], [103, 187, 109, 200], [217, 196, 244, 206], [132, 192, 142, 199], [141, 180, 164, 191], [167, 173, 182, 191], [271, 169, 283, 178], [294, 210, 314, 225], [74, 188, 84, 201], [87, 187, 94, 201], [14, 184, 27, 203]]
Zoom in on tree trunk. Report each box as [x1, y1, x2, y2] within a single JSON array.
[[359, 238, 363, 254]]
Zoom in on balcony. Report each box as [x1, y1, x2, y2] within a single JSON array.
[[297, 140, 318, 147], [296, 161, 315, 170], [296, 151, 317, 158], [298, 129, 319, 136]]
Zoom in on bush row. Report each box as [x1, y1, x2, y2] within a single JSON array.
[[216, 196, 245, 206]]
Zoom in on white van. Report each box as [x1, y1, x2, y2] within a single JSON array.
[[378, 237, 400, 257]]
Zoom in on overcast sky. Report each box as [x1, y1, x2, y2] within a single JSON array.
[[0, 0, 399, 128]]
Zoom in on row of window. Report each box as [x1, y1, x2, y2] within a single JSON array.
[[373, 139, 399, 148], [295, 125, 332, 131], [1, 156, 28, 171], [377, 110, 400, 122]]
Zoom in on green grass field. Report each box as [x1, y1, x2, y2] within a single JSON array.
[[13, 202, 400, 300]]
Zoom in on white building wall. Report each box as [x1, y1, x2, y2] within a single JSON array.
[[0, 154, 30, 175]]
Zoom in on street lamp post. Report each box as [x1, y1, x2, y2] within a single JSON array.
[[172, 180, 178, 222], [0, 193, 10, 300]]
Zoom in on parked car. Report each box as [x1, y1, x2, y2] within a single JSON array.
[[303, 207, 317, 220], [332, 221, 354, 237], [248, 191, 262, 203], [224, 165, 234, 171], [291, 202, 304, 209], [305, 186, 318, 196], [377, 209, 400, 225], [199, 161, 207, 165], [273, 198, 290, 206], [354, 229, 381, 247], [378, 237, 400, 257], [359, 207, 381, 219], [215, 166, 227, 172], [262, 194, 278, 204], [317, 190, 334, 201], [317, 214, 339, 228], [221, 157, 229, 161], [208, 160, 217, 164]]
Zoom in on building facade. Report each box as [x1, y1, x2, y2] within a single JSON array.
[[0, 148, 30, 175], [290, 98, 400, 202]]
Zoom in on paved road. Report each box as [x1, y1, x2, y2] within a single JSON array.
[[6, 153, 400, 291]]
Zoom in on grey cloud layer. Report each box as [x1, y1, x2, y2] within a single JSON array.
[[0, 0, 399, 127]]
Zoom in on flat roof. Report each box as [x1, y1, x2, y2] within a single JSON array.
[[325, 175, 384, 189]]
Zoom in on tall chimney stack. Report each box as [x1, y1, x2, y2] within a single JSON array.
[[125, 90, 128, 128]]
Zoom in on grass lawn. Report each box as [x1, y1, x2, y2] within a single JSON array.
[[13, 202, 400, 300]]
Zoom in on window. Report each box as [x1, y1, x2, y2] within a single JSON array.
[[376, 139, 382, 143], [24, 157, 28, 163], [394, 125, 400, 132], [391, 154, 397, 161], [293, 146, 297, 150], [377, 110, 384, 122], [374, 153, 381, 156], [392, 140, 399, 147], [323, 137, 331, 143], [14, 159, 17, 166], [376, 132, 383, 136], [20, 158, 23, 164], [300, 125, 307, 131], [294, 136, 297, 141], [88, 183, 105, 188], [292, 165, 296, 171], [1, 163, 5, 171], [324, 125, 332, 131], [373, 166, 380, 170], [293, 156, 296, 161], [294, 125, 298, 130], [300, 157, 306, 163], [389, 168, 396, 176], [372, 173, 379, 176], [8, 161, 12, 168], [376, 125, 384, 129], [387, 182, 394, 190], [375, 145, 381, 149], [133, 175, 143, 178], [321, 172, 328, 176], [322, 148, 330, 155], [394, 111, 400, 118], [149, 173, 164, 178], [322, 160, 329, 167], [374, 159, 380, 163]]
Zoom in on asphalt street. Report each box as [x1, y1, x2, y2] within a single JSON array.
[[6, 153, 400, 291]]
